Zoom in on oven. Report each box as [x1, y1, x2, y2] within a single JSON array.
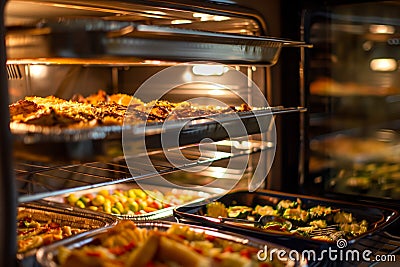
[[1, 0, 309, 265], [0, 0, 399, 266]]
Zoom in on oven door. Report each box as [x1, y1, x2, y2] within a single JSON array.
[[303, 1, 400, 265]]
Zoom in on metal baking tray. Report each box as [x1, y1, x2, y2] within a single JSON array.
[[173, 189, 399, 251], [12, 107, 305, 162], [12, 107, 303, 143], [17, 201, 117, 267], [44, 183, 216, 221], [36, 221, 307, 267], [6, 18, 311, 65]]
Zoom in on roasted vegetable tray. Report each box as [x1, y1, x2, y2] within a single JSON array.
[[17, 201, 117, 267], [44, 183, 215, 221], [36, 220, 307, 267], [173, 189, 399, 251]]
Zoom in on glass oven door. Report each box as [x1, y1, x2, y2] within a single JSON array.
[[304, 1, 400, 202]]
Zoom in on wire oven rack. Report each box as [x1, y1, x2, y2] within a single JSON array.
[[16, 138, 272, 203], [310, 231, 400, 267], [308, 227, 400, 267]]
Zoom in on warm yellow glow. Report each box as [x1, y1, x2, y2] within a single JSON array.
[[143, 10, 166, 16], [171, 19, 192, 25], [193, 13, 230, 22], [208, 89, 225, 96], [29, 65, 47, 78], [212, 15, 230, 21], [370, 58, 397, 71], [369, 24, 395, 34], [192, 64, 229, 76], [144, 60, 162, 65]]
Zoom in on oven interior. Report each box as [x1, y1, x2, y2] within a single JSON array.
[[2, 0, 399, 266], [5, 0, 298, 201]]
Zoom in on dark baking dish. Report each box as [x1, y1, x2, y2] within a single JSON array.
[[173, 189, 399, 251]]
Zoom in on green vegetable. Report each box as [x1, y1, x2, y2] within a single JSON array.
[[75, 200, 85, 209], [277, 200, 298, 212], [253, 205, 277, 217], [227, 206, 252, 219]]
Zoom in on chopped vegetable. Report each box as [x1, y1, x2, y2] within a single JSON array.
[[201, 198, 369, 242], [253, 205, 277, 217], [65, 188, 198, 216], [206, 202, 227, 218], [227, 206, 253, 219]]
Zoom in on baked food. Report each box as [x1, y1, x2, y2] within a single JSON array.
[[9, 90, 252, 127], [57, 220, 276, 267]]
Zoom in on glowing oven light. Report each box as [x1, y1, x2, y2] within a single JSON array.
[[29, 65, 48, 78], [370, 58, 398, 71]]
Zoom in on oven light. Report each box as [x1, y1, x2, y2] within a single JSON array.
[[29, 65, 48, 78], [370, 58, 397, 71], [192, 64, 228, 76], [171, 19, 192, 25], [369, 24, 395, 34]]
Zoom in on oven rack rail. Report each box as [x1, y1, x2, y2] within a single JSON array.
[[16, 139, 272, 203], [6, 17, 311, 66]]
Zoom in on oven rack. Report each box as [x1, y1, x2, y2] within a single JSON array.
[[16, 139, 272, 203], [308, 231, 400, 267]]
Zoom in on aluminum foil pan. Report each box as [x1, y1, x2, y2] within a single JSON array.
[[6, 18, 311, 65], [36, 221, 307, 267], [44, 183, 216, 221], [17, 201, 117, 267]]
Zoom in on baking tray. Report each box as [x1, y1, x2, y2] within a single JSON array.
[[11, 107, 302, 143], [17, 201, 117, 267], [36, 220, 307, 267], [44, 183, 216, 221], [173, 189, 399, 251], [6, 18, 311, 65], [12, 107, 304, 162]]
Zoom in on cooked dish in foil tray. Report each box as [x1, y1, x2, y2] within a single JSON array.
[[37, 220, 304, 267], [9, 90, 252, 128], [45, 184, 212, 220], [17, 202, 116, 261]]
